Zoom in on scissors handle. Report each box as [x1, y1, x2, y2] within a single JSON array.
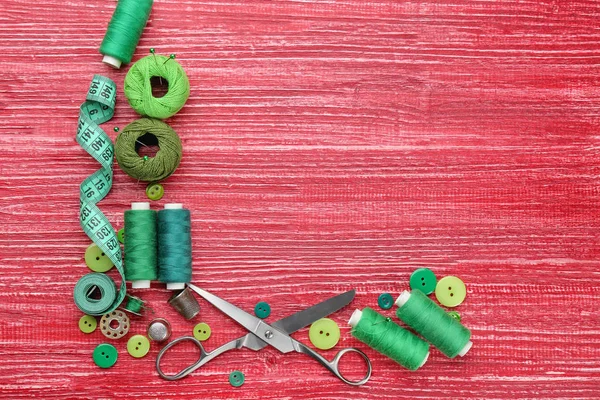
[[295, 341, 372, 386], [156, 336, 239, 381]]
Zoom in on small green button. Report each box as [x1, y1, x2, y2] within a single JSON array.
[[254, 301, 271, 319], [93, 343, 118, 368], [127, 335, 150, 358], [146, 183, 164, 201], [410, 268, 437, 295], [377, 293, 394, 310], [79, 315, 97, 333], [308, 318, 340, 350], [447, 311, 461, 321], [117, 229, 125, 244], [193, 322, 211, 341], [435, 276, 467, 308], [84, 243, 113, 273], [229, 370, 245, 387]]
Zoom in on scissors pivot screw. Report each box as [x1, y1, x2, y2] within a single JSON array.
[[264, 330, 274, 339]]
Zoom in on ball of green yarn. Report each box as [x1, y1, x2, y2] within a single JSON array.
[[124, 54, 190, 119], [115, 118, 182, 182]]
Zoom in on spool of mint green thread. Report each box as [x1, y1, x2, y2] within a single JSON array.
[[395, 290, 472, 358], [158, 204, 192, 290], [124, 202, 157, 288], [349, 307, 429, 370], [100, 0, 153, 68]]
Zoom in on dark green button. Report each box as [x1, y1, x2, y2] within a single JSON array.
[[409, 268, 437, 295], [254, 301, 270, 319], [117, 229, 125, 244], [93, 343, 118, 368], [146, 183, 164, 201], [377, 293, 394, 310], [229, 370, 245, 387], [447, 311, 461, 321]]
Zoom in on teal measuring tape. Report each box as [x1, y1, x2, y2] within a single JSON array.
[[75, 75, 126, 315]]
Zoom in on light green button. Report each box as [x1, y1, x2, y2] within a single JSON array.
[[193, 322, 211, 341], [93, 343, 118, 368], [447, 311, 461, 321], [79, 315, 97, 333], [308, 318, 340, 350], [127, 335, 150, 358], [117, 229, 125, 244], [84, 243, 113, 273], [410, 268, 437, 295], [146, 183, 164, 201], [435, 276, 467, 308]]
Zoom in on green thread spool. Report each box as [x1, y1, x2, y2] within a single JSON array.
[[124, 54, 190, 119], [122, 294, 146, 316], [100, 0, 153, 69], [349, 307, 429, 370], [74, 273, 118, 316], [115, 118, 182, 182], [158, 204, 192, 290], [124, 202, 158, 288], [395, 290, 473, 358]]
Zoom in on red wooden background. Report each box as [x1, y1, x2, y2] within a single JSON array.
[[1, 0, 599, 398]]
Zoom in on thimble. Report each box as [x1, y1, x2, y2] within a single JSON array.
[[147, 318, 172, 342], [168, 287, 200, 320]]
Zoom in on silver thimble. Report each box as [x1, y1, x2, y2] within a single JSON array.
[[147, 318, 172, 342], [168, 287, 201, 320]]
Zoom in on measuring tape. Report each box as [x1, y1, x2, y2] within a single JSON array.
[[75, 75, 126, 315]]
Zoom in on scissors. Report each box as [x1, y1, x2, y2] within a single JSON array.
[[156, 284, 372, 385]]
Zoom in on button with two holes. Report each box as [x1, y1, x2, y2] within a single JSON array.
[[229, 370, 245, 387], [435, 276, 467, 307], [254, 301, 271, 319], [79, 315, 97, 333], [409, 268, 437, 295], [447, 311, 461, 321], [308, 318, 340, 350], [93, 343, 118, 368], [117, 229, 125, 244], [193, 322, 211, 341], [84, 243, 113, 273], [127, 334, 150, 358], [146, 183, 164, 201], [377, 293, 394, 310]]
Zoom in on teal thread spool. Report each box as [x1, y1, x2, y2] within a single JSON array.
[[124, 202, 158, 288], [100, 0, 154, 68], [348, 307, 429, 370], [74, 273, 118, 316], [395, 290, 472, 358], [158, 204, 192, 290]]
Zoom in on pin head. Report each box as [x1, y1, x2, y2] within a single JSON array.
[[149, 48, 155, 54], [114, 127, 119, 132], [143, 155, 149, 161]]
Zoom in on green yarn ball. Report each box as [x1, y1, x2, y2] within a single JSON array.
[[124, 54, 190, 119], [115, 118, 182, 182]]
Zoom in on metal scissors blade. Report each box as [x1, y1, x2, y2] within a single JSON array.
[[187, 284, 297, 353]]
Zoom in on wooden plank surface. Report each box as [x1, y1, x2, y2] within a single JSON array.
[[1, 0, 599, 398]]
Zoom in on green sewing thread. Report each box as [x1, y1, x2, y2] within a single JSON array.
[[351, 307, 429, 371], [124, 208, 158, 284], [99, 0, 153, 68], [122, 294, 146, 315], [396, 290, 472, 358], [74, 273, 117, 315], [124, 54, 190, 119], [77, 75, 126, 315], [115, 118, 182, 182], [158, 208, 192, 286]]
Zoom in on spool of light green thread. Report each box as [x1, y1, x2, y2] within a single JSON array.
[[124, 202, 157, 288], [158, 204, 192, 290], [349, 307, 429, 370], [100, 0, 153, 69], [74, 273, 118, 316], [115, 118, 182, 182], [395, 290, 472, 358], [124, 54, 190, 119]]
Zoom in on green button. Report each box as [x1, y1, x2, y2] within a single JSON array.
[[410, 268, 437, 295], [435, 276, 467, 307], [84, 243, 114, 273], [146, 183, 164, 201], [447, 311, 461, 321], [79, 315, 97, 333], [308, 318, 340, 350], [229, 370, 245, 387], [93, 343, 118, 368], [377, 293, 393, 310], [127, 335, 150, 358], [193, 322, 211, 341], [117, 229, 125, 244], [254, 301, 271, 319]]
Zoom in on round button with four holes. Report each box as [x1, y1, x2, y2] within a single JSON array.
[[93, 343, 118, 368], [435, 276, 467, 307], [308, 318, 340, 350], [127, 335, 150, 358], [229, 370, 245, 387], [84, 243, 113, 273], [193, 322, 212, 341], [409, 268, 437, 295], [254, 301, 271, 319], [79, 315, 97, 333]]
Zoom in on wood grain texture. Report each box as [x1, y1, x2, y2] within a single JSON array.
[[1, 0, 599, 398]]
